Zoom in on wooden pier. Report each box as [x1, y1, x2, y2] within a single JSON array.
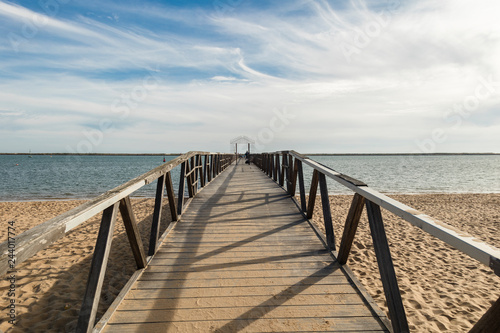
[[1, 150, 499, 332], [100, 162, 390, 332]]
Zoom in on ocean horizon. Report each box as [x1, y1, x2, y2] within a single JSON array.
[[1, 153, 499, 201]]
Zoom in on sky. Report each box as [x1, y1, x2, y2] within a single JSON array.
[[0, 0, 499, 154]]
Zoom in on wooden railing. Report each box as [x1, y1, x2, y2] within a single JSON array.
[[0, 151, 235, 333], [253, 150, 500, 333]]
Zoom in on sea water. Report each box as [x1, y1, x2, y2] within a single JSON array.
[[0, 154, 499, 201]]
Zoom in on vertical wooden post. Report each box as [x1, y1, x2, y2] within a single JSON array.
[[119, 197, 147, 269], [194, 155, 200, 195], [76, 203, 119, 333], [207, 155, 213, 182], [307, 169, 319, 219], [201, 154, 207, 187], [366, 200, 409, 333], [288, 155, 294, 195], [148, 174, 165, 256], [275, 154, 280, 183], [165, 171, 178, 222], [338, 193, 365, 265], [279, 153, 285, 186], [187, 157, 195, 198], [269, 154, 274, 178], [177, 162, 186, 216], [319, 172, 335, 251], [290, 158, 298, 196], [297, 160, 307, 213]]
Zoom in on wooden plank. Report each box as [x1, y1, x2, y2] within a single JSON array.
[[148, 174, 165, 256], [296, 159, 307, 213], [279, 152, 285, 186], [338, 193, 365, 265], [110, 304, 375, 323], [139, 268, 343, 280], [319, 172, 335, 251], [76, 203, 119, 333], [307, 169, 319, 219], [104, 317, 386, 333], [119, 197, 147, 269], [177, 162, 186, 216], [200, 154, 207, 187], [186, 158, 194, 198], [128, 283, 360, 299], [288, 155, 293, 191], [469, 295, 500, 333], [134, 275, 352, 289], [118, 293, 364, 310], [366, 200, 409, 333], [165, 171, 178, 222]]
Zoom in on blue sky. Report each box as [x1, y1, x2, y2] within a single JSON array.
[[1, 0, 499, 153]]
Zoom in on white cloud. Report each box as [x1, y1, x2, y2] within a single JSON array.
[[0, 0, 499, 153]]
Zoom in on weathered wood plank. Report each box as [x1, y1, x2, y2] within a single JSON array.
[[104, 317, 387, 333], [307, 169, 319, 219], [76, 203, 119, 333], [177, 161, 186, 216], [148, 174, 165, 256], [319, 172, 335, 251], [164, 171, 178, 222], [119, 197, 147, 269], [366, 200, 409, 333], [338, 193, 365, 265], [118, 293, 364, 310], [110, 304, 375, 323]]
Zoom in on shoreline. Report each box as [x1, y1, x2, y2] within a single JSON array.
[[1, 152, 499, 156], [2, 191, 500, 203], [1, 194, 499, 332]]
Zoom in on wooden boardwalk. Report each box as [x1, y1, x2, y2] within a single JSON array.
[[102, 162, 390, 332]]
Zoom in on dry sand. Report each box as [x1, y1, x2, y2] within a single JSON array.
[[1, 194, 499, 332]]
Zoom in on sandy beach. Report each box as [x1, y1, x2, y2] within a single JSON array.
[[1, 194, 499, 332]]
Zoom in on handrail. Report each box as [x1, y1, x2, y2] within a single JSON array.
[[252, 150, 500, 333], [0, 151, 235, 333]]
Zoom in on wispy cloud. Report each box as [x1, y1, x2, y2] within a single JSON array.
[[0, 0, 499, 153]]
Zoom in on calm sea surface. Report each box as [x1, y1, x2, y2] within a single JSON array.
[[0, 154, 499, 201]]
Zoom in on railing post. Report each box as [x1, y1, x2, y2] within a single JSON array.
[[307, 169, 319, 219], [290, 158, 298, 196], [148, 174, 165, 256], [201, 154, 208, 187], [338, 193, 365, 265], [274, 153, 280, 182], [288, 154, 294, 195], [165, 171, 178, 222], [279, 152, 286, 187], [318, 172, 335, 251], [177, 161, 186, 216], [366, 200, 409, 333], [76, 203, 119, 333], [119, 196, 147, 269], [208, 155, 213, 182], [296, 160, 306, 212], [269, 154, 274, 178]]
